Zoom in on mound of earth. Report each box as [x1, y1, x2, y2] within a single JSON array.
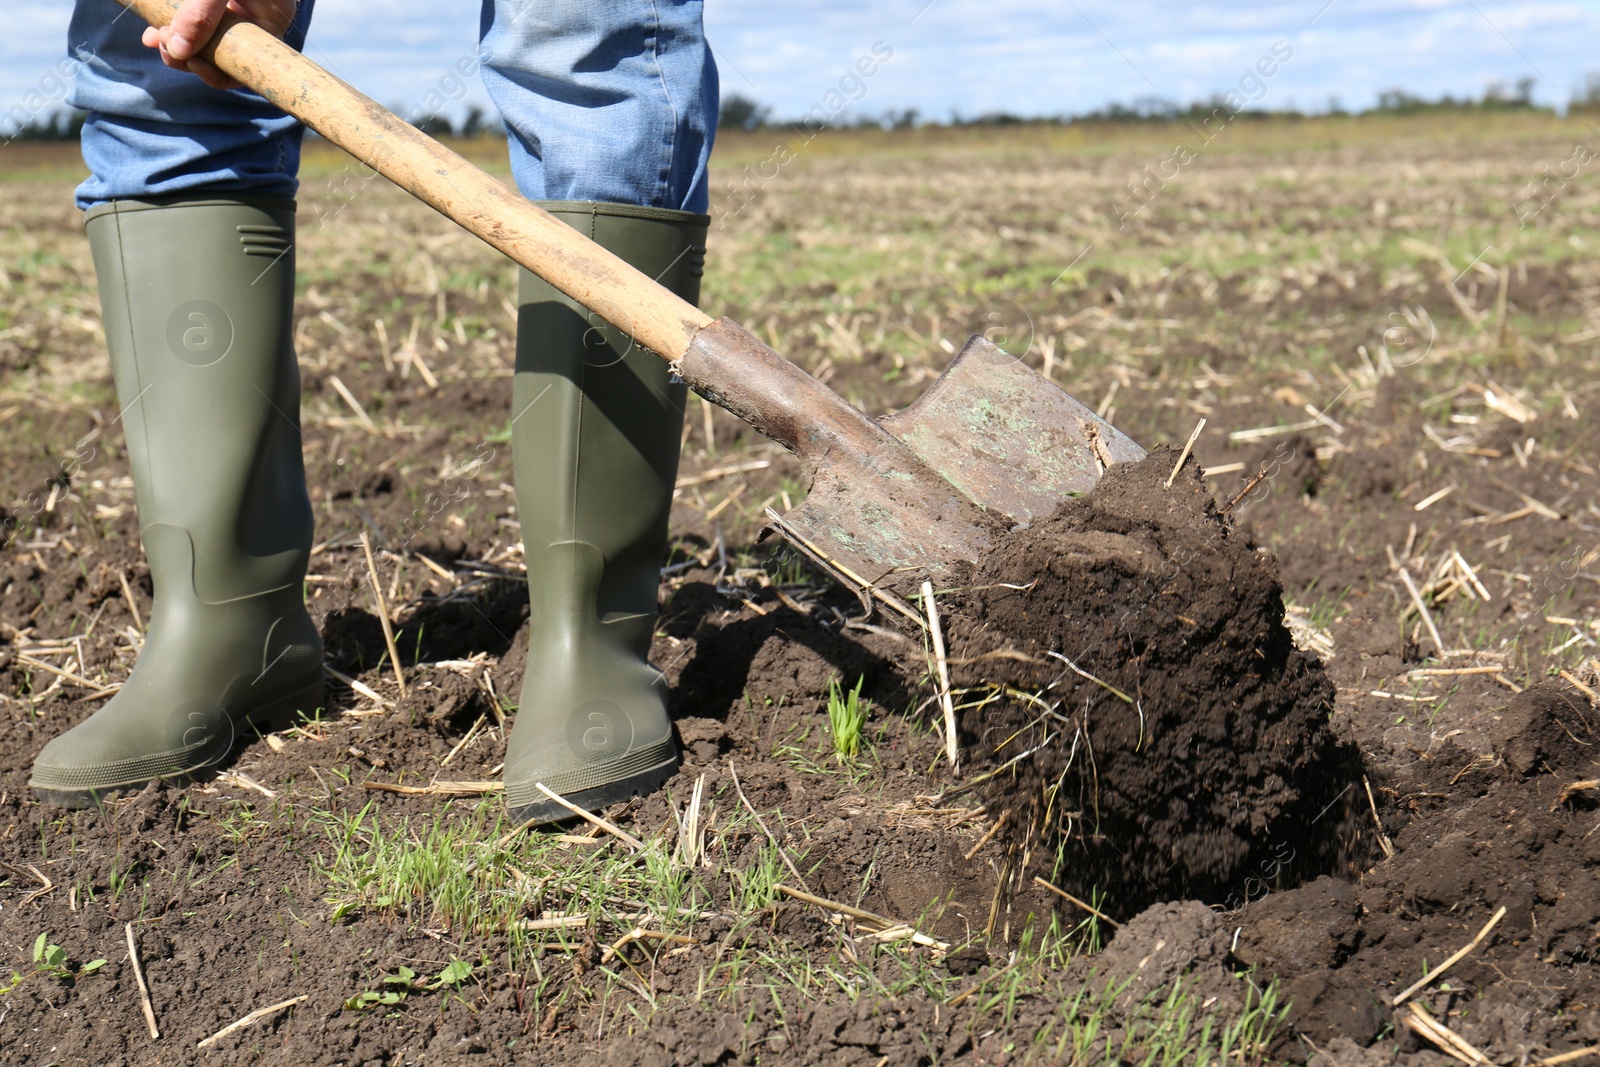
[[947, 448, 1365, 913]]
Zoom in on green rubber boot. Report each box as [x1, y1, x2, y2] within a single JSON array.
[[30, 197, 324, 807], [503, 202, 708, 826]]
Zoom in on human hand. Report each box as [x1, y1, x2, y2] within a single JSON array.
[[140, 0, 298, 91]]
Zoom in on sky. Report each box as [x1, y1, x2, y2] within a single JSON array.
[[6, 1, 1600, 134]]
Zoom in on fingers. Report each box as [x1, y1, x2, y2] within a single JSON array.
[[140, 21, 239, 89], [181, 54, 242, 91], [162, 0, 232, 62], [138, 0, 296, 89]]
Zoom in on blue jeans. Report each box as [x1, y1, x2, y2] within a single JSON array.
[[67, 0, 717, 212]]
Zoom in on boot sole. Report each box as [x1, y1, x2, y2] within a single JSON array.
[[505, 749, 681, 828], [30, 675, 325, 809]]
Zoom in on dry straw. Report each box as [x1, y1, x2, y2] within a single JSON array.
[[360, 532, 407, 698], [197, 996, 307, 1050], [125, 922, 159, 1040], [1392, 905, 1505, 1006], [922, 581, 959, 773], [1165, 418, 1205, 488]]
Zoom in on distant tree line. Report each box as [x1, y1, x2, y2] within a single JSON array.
[[1571, 71, 1600, 114], [719, 93, 918, 132], [1366, 76, 1539, 115], [4, 104, 500, 143], [716, 74, 1583, 132], [7, 75, 1595, 143], [4, 110, 84, 142], [410, 105, 496, 138]]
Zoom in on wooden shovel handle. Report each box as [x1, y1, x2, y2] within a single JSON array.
[[120, 0, 715, 363]]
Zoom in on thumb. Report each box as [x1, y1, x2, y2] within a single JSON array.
[[163, 0, 231, 61]]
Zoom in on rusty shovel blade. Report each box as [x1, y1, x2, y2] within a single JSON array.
[[879, 335, 1146, 524], [678, 321, 1145, 599]]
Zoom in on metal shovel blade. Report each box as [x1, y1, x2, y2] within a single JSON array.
[[679, 321, 1145, 597], [879, 335, 1145, 524]]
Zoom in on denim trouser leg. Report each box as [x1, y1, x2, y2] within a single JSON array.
[[478, 0, 718, 212], [67, 0, 317, 209], [68, 0, 717, 214]]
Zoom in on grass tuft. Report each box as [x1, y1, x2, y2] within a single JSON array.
[[826, 675, 868, 761]]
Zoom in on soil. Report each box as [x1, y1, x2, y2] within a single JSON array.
[[948, 449, 1365, 916], [1236, 683, 1600, 1065], [10, 424, 1592, 1064], [6, 124, 1600, 1065]]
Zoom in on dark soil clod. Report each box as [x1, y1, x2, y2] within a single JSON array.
[[950, 448, 1365, 915]]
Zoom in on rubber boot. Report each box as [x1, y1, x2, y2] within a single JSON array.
[[503, 202, 707, 826], [30, 197, 324, 806]]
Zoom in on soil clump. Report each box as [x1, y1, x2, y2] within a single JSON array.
[[948, 448, 1365, 914]]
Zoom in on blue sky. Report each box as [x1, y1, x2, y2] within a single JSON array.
[[6, 1, 1600, 133]]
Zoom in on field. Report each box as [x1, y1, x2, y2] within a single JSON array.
[[2, 113, 1599, 1065]]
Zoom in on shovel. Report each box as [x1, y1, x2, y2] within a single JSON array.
[[122, 0, 1145, 597]]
